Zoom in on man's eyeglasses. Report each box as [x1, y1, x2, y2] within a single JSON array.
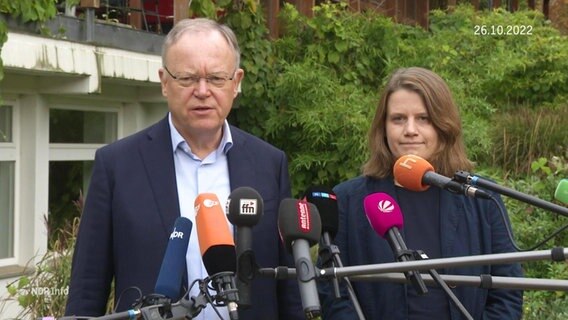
[[163, 66, 236, 88]]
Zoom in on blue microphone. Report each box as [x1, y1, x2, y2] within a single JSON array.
[[154, 216, 193, 301]]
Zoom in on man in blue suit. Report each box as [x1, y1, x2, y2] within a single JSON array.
[[65, 18, 303, 319]]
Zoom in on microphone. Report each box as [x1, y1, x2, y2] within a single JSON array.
[[555, 179, 568, 205], [394, 154, 492, 199], [303, 187, 366, 320], [154, 216, 193, 302], [226, 186, 264, 309], [195, 193, 239, 320], [363, 192, 428, 295], [278, 199, 322, 319], [302, 186, 338, 240], [303, 186, 340, 295]]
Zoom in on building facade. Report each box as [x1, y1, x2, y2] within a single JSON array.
[[0, 13, 168, 318]]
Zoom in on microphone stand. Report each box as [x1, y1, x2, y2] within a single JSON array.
[[411, 250, 473, 320], [207, 271, 240, 320], [389, 230, 428, 295], [91, 292, 209, 320], [320, 247, 567, 277], [91, 273, 239, 320], [454, 171, 568, 217], [319, 233, 366, 320], [259, 268, 568, 291], [349, 273, 568, 291]]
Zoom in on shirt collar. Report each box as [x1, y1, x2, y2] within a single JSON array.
[[168, 112, 233, 156]]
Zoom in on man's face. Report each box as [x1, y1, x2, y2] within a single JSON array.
[[160, 30, 244, 140]]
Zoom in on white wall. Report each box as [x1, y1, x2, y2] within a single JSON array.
[[0, 31, 168, 319]]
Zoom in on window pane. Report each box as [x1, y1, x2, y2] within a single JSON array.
[[0, 105, 13, 143], [48, 161, 93, 246], [0, 161, 15, 259], [49, 109, 117, 143]]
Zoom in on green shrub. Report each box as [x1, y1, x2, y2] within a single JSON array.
[[2, 218, 77, 319], [265, 61, 375, 196], [501, 156, 568, 318], [486, 107, 568, 174]]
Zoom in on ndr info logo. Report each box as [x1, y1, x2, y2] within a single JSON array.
[[25, 286, 69, 296]]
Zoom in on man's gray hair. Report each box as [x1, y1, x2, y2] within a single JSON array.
[[161, 18, 241, 69]]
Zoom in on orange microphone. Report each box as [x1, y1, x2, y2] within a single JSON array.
[[194, 193, 239, 319], [195, 193, 235, 257], [393, 154, 434, 192], [393, 154, 491, 199]]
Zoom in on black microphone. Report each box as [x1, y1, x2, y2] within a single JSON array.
[[394, 154, 492, 199], [154, 216, 193, 302], [278, 199, 322, 319], [226, 186, 264, 309], [302, 186, 338, 240], [363, 192, 428, 295], [303, 186, 366, 320], [195, 193, 239, 320]]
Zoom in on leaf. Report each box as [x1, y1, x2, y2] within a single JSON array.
[[18, 276, 30, 288], [7, 284, 18, 296], [327, 51, 340, 64]]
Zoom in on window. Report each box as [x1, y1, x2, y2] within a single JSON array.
[[48, 107, 118, 244], [0, 105, 15, 260], [49, 109, 117, 144], [0, 105, 12, 143], [0, 162, 15, 259]]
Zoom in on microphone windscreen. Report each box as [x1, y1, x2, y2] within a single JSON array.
[[227, 186, 264, 227], [302, 186, 339, 239], [195, 193, 237, 275], [393, 154, 434, 192], [555, 179, 568, 205], [154, 216, 193, 300], [363, 193, 404, 238], [278, 199, 322, 253]]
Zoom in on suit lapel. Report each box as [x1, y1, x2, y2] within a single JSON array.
[[227, 126, 256, 190], [138, 116, 181, 235]]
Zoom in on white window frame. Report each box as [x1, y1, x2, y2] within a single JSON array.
[[48, 101, 121, 162], [0, 100, 20, 267]]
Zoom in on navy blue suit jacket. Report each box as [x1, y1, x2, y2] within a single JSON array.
[[319, 176, 523, 320], [65, 115, 303, 319]]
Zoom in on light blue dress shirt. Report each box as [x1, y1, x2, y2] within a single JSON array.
[[169, 113, 233, 319]]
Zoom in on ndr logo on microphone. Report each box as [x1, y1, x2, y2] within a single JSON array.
[[377, 200, 395, 214], [239, 198, 258, 215], [170, 227, 184, 240]]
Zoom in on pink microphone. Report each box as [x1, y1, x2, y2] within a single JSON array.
[[364, 192, 403, 238], [363, 192, 428, 295]]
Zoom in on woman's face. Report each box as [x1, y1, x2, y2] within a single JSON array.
[[385, 89, 439, 161]]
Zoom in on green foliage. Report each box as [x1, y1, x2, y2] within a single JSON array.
[[276, 2, 396, 90], [0, 0, 58, 22], [486, 107, 568, 174], [502, 156, 568, 318], [223, 1, 278, 137], [1, 218, 77, 318], [265, 61, 375, 196], [421, 6, 568, 108]]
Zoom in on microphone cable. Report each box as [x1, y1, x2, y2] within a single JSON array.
[[188, 274, 230, 320], [490, 195, 568, 252]]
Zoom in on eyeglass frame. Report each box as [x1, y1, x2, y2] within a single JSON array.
[[163, 65, 238, 88]]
